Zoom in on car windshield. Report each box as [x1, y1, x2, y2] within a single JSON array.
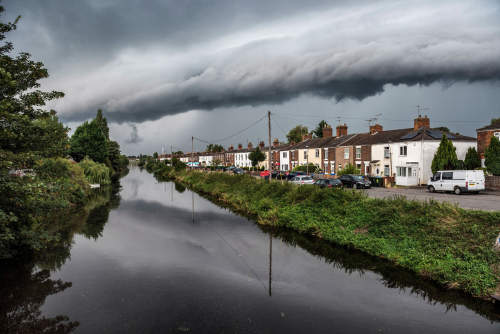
[[352, 175, 364, 181], [302, 177, 312, 181]]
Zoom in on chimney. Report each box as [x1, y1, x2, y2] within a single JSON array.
[[322, 125, 333, 138], [247, 142, 253, 150], [273, 138, 280, 147], [238, 143, 243, 150], [414, 115, 430, 131], [259, 141, 265, 150], [369, 123, 383, 135], [228, 145, 234, 151], [336, 123, 348, 137]]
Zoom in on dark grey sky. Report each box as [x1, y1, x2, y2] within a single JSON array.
[[4, 0, 500, 154]]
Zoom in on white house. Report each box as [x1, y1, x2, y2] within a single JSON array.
[[280, 150, 290, 171], [368, 118, 476, 186], [235, 150, 251, 168], [198, 153, 213, 167]]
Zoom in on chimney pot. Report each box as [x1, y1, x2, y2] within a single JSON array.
[[336, 124, 348, 137], [322, 125, 333, 138], [369, 123, 383, 135], [414, 115, 430, 131]]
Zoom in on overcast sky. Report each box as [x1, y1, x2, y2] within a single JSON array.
[[4, 0, 500, 154]]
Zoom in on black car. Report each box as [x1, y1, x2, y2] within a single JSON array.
[[271, 171, 287, 179], [314, 178, 343, 188], [338, 174, 371, 189], [232, 168, 245, 175]]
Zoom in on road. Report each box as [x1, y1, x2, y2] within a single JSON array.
[[363, 187, 500, 211]]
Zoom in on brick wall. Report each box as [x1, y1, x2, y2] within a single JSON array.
[[486, 175, 500, 191], [477, 131, 497, 158]]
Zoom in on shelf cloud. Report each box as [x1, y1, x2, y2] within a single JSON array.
[[7, 0, 500, 124]]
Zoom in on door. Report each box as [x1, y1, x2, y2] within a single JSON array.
[[432, 172, 442, 190], [441, 172, 454, 191]]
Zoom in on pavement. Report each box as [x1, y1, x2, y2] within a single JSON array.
[[363, 187, 500, 211]]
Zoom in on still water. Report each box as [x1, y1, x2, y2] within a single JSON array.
[[1, 167, 499, 333]]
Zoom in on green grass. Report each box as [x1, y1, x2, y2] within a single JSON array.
[[147, 162, 500, 299]]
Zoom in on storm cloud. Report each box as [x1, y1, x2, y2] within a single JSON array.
[[6, 0, 500, 124]]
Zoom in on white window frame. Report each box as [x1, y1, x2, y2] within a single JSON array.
[[355, 147, 361, 159], [384, 146, 390, 159], [315, 149, 320, 158], [494, 132, 500, 140], [304, 151, 308, 159], [344, 148, 349, 159]]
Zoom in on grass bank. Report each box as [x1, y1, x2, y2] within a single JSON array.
[[147, 162, 500, 300]]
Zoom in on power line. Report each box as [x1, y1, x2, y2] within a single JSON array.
[[194, 112, 268, 145]]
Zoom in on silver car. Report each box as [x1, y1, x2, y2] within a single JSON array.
[[290, 175, 315, 185]]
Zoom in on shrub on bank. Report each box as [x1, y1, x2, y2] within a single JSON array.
[[145, 161, 500, 298], [79, 157, 111, 185]]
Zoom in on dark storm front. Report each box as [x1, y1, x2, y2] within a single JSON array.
[[1, 168, 498, 333]]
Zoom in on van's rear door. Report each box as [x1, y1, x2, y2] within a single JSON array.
[[467, 170, 485, 191]]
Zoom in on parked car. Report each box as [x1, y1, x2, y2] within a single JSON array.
[[338, 174, 371, 189], [314, 178, 343, 189], [290, 175, 315, 185], [286, 171, 306, 181], [427, 170, 485, 194], [232, 168, 245, 175]]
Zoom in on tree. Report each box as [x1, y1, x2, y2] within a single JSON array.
[[94, 109, 109, 140], [153, 152, 158, 159], [206, 144, 224, 152], [0, 6, 64, 168], [69, 120, 108, 163], [490, 118, 500, 126], [485, 135, 500, 176], [464, 147, 481, 170], [431, 134, 458, 173], [313, 120, 329, 138], [249, 146, 266, 168], [286, 125, 308, 143]]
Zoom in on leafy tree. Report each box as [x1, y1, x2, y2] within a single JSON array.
[[211, 158, 222, 167], [206, 144, 224, 152], [313, 120, 329, 138], [337, 163, 360, 176], [69, 120, 108, 163], [490, 118, 500, 126], [249, 146, 266, 167], [94, 109, 109, 140], [464, 147, 481, 170], [286, 125, 308, 143], [153, 152, 158, 159], [173, 150, 183, 155], [485, 135, 500, 176], [0, 6, 64, 168], [431, 134, 458, 173]]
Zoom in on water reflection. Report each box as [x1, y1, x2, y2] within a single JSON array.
[[0, 182, 122, 334]]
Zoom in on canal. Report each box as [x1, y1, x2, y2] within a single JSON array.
[[1, 167, 499, 333]]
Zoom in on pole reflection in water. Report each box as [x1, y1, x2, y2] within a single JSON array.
[[192, 191, 195, 223], [268, 232, 272, 297]]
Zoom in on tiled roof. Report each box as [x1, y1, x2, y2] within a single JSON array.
[[477, 122, 500, 132]]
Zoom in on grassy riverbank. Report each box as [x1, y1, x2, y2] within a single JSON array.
[[147, 163, 500, 299]]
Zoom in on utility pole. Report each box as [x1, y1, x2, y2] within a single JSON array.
[[191, 136, 194, 170], [268, 111, 272, 173], [170, 144, 173, 166]]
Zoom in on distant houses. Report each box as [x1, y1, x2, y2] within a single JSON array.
[[159, 115, 480, 186]]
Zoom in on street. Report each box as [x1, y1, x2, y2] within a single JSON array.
[[363, 187, 500, 212]]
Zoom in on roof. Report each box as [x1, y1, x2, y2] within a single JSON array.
[[477, 121, 500, 132]]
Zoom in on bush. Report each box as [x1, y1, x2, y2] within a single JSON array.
[[79, 157, 111, 185], [485, 136, 500, 176], [337, 163, 360, 176], [293, 163, 321, 173], [35, 158, 73, 179]]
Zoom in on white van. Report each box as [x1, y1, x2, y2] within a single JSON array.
[[427, 170, 485, 195]]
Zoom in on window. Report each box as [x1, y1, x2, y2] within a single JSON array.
[[384, 146, 390, 158], [324, 148, 328, 159], [283, 152, 287, 158], [442, 172, 453, 180], [304, 151, 308, 159], [344, 148, 349, 159], [494, 132, 500, 140], [384, 165, 390, 176], [356, 147, 361, 159], [400, 146, 407, 156], [315, 149, 320, 158], [397, 167, 407, 177], [338, 163, 342, 170], [356, 163, 361, 170]]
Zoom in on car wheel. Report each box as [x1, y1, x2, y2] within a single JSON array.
[[428, 186, 435, 193], [454, 187, 461, 195]]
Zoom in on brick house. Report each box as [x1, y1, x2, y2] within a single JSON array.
[[476, 121, 500, 166]]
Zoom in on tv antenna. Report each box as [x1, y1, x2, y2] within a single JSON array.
[[416, 105, 430, 117]]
